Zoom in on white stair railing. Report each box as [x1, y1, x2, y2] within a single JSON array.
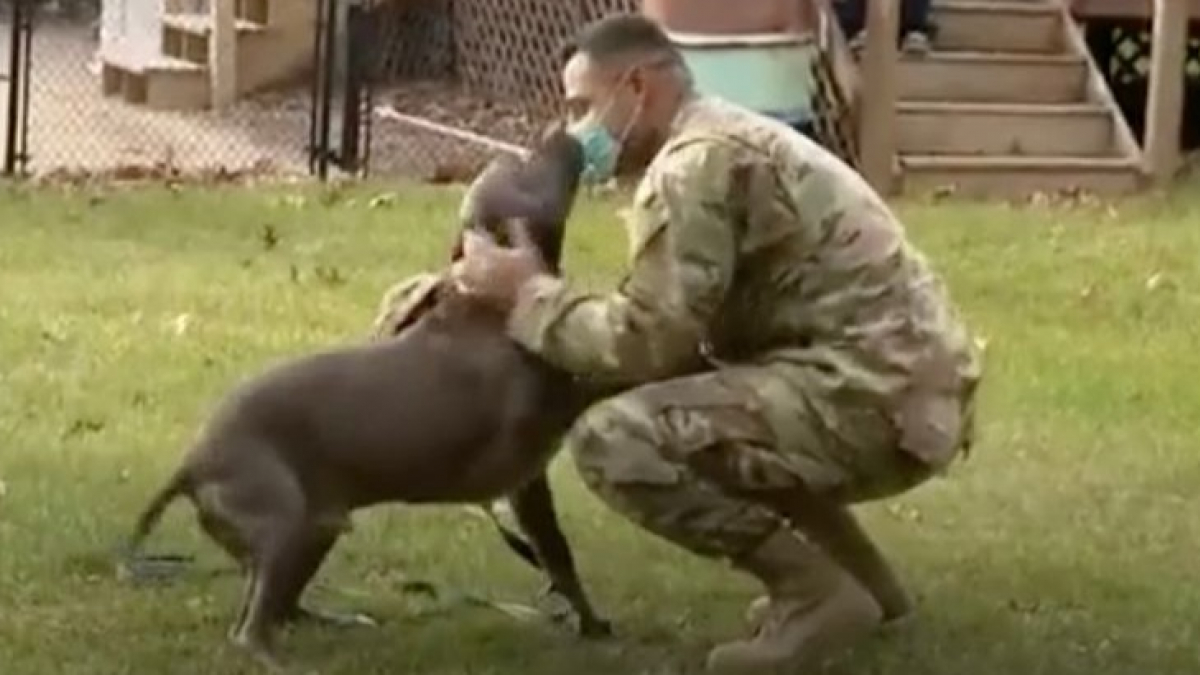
[[209, 0, 237, 108]]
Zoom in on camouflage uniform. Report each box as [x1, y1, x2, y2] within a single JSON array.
[[503, 95, 983, 670], [506, 94, 980, 551], [374, 94, 983, 671]]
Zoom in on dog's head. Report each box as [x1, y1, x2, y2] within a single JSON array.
[[455, 124, 585, 272]]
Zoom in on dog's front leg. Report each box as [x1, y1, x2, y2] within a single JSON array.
[[509, 474, 612, 638]]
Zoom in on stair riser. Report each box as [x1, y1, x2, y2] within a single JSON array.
[[237, 0, 269, 26], [935, 9, 1062, 53], [162, 28, 208, 66], [101, 65, 209, 111], [146, 71, 211, 110], [900, 167, 1143, 197], [898, 110, 1115, 156], [899, 60, 1087, 103]]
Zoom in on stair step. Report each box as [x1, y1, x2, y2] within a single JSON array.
[[100, 45, 204, 74], [899, 154, 1144, 197], [896, 102, 1115, 156], [934, 1, 1064, 53], [899, 51, 1087, 103], [162, 13, 267, 37]]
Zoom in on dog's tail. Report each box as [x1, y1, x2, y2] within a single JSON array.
[[116, 467, 195, 581]]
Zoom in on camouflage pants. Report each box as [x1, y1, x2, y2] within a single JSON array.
[[568, 363, 941, 561]]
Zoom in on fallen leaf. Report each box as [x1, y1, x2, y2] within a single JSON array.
[[259, 223, 280, 251], [63, 418, 105, 439], [368, 193, 397, 209], [282, 194, 308, 209], [171, 313, 193, 336], [314, 265, 347, 287]]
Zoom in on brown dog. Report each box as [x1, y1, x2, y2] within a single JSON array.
[[122, 130, 609, 671]]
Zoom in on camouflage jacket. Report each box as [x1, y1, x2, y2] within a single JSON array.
[[507, 95, 982, 418]]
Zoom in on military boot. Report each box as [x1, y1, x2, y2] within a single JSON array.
[[747, 499, 914, 629], [706, 529, 882, 673], [743, 519, 914, 631]]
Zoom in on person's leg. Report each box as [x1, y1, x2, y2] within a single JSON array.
[[746, 497, 915, 630], [835, 0, 866, 39], [900, 0, 934, 55], [567, 365, 922, 672]]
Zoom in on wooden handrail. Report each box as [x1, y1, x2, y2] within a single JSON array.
[[857, 0, 900, 194]]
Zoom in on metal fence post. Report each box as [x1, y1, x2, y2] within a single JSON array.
[[309, 0, 337, 179], [4, 0, 33, 175]]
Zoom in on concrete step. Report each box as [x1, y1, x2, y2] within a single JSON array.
[[100, 44, 208, 110], [896, 101, 1115, 156], [164, 0, 271, 24], [899, 154, 1144, 197], [898, 51, 1087, 103], [933, 1, 1064, 53], [161, 12, 266, 37]]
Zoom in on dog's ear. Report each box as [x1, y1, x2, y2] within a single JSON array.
[[535, 118, 568, 145]]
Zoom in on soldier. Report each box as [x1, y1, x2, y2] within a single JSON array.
[[450, 13, 983, 673]]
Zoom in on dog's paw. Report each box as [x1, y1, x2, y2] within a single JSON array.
[[577, 615, 615, 640]]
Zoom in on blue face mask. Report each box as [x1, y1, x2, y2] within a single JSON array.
[[569, 117, 620, 185], [568, 77, 645, 185]]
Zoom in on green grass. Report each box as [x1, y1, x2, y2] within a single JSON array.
[[1, 181, 1199, 675]]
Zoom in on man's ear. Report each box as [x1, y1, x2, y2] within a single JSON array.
[[629, 65, 650, 96]]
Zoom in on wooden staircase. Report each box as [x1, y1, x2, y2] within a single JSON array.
[[894, 0, 1145, 196], [99, 0, 315, 110]]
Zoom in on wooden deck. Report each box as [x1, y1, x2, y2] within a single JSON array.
[[1069, 0, 1200, 20]]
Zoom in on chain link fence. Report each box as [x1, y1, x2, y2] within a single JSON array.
[[366, 0, 638, 182], [7, 0, 309, 180], [5, 0, 855, 182]]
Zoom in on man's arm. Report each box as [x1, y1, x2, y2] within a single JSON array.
[[506, 139, 749, 387]]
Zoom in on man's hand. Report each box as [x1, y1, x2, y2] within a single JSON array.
[[451, 226, 547, 312]]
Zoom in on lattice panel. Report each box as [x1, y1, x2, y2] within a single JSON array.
[[579, 0, 639, 23], [1106, 23, 1200, 85], [809, 45, 859, 168]]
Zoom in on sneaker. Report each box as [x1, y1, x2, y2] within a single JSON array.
[[902, 31, 932, 56], [847, 31, 866, 55]]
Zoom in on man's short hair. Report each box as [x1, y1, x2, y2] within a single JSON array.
[[561, 13, 682, 68]]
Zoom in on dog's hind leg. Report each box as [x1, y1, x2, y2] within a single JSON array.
[[278, 514, 376, 630], [198, 509, 252, 573], [195, 453, 307, 671], [510, 474, 611, 638]]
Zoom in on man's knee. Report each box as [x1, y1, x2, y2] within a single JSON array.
[[569, 395, 682, 495], [567, 392, 783, 560], [571, 375, 805, 496]]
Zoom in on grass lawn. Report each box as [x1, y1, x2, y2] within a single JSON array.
[[1, 180, 1198, 675]]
